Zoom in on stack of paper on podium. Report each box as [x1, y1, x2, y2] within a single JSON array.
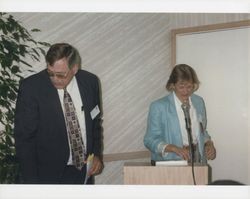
[[155, 160, 188, 166]]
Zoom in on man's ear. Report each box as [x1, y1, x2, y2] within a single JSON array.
[[72, 64, 79, 75]]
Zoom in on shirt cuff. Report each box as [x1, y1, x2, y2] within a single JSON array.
[[157, 142, 169, 158]]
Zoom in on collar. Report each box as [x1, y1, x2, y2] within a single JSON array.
[[66, 76, 76, 92], [173, 91, 192, 107], [58, 76, 76, 92]]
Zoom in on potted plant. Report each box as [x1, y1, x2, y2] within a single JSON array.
[[0, 12, 50, 183]]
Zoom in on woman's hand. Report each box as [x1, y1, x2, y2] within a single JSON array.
[[165, 144, 190, 160]]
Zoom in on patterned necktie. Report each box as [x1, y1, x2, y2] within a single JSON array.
[[63, 88, 85, 170]]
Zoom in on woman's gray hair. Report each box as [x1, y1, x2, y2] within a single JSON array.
[[166, 64, 200, 91]]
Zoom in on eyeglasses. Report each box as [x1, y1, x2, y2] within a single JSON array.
[[47, 69, 70, 79], [174, 81, 194, 92]]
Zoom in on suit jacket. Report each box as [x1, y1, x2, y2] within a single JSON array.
[[14, 69, 103, 183], [144, 92, 210, 162]]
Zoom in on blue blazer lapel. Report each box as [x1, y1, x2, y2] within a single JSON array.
[[190, 94, 203, 124], [168, 93, 177, 115], [166, 93, 183, 146]]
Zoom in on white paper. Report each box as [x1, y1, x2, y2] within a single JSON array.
[[84, 154, 94, 184], [155, 160, 188, 166]]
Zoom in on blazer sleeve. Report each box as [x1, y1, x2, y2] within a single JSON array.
[[144, 102, 166, 155], [14, 80, 39, 183], [92, 77, 103, 157]]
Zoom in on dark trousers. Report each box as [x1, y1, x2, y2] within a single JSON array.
[[59, 165, 93, 184]]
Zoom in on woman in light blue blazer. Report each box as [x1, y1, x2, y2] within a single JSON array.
[[144, 64, 216, 164]]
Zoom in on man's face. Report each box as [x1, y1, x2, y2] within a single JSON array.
[[47, 58, 78, 89]]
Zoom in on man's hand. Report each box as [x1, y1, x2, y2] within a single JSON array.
[[88, 156, 103, 176]]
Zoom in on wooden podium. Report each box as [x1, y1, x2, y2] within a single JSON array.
[[124, 162, 210, 185]]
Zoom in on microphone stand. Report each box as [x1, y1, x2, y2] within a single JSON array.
[[182, 103, 196, 185], [186, 125, 196, 185], [185, 122, 195, 165]]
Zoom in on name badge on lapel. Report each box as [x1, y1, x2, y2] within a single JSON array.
[[90, 105, 100, 120]]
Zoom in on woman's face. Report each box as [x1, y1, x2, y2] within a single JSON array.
[[174, 80, 194, 103]]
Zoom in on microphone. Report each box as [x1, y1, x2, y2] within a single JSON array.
[[181, 101, 191, 130]]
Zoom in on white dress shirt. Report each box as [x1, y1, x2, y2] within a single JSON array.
[[173, 92, 199, 146], [57, 76, 87, 165]]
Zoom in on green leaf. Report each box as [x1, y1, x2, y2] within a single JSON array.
[[2, 25, 7, 35], [3, 57, 13, 67], [31, 28, 41, 32], [38, 41, 51, 47], [11, 65, 21, 74], [8, 90, 17, 101], [5, 135, 13, 146], [12, 32, 20, 41], [0, 12, 7, 17], [1, 70, 11, 77], [39, 48, 46, 56], [0, 84, 8, 98], [11, 65, 20, 74], [31, 54, 40, 61], [19, 45, 28, 57], [31, 48, 40, 58]]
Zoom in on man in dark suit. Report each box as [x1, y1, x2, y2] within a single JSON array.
[[14, 43, 103, 184]]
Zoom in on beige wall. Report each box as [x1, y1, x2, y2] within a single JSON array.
[[10, 13, 250, 184]]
